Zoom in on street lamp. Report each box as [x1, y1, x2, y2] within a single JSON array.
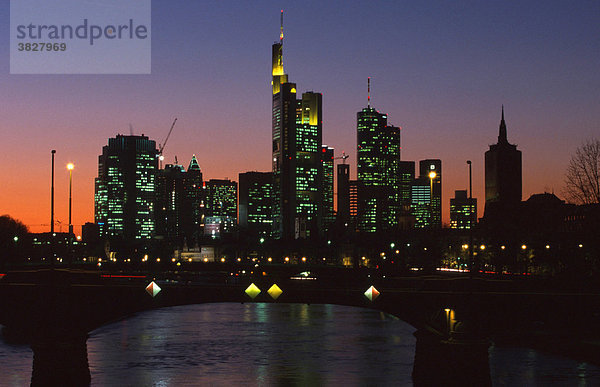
[[67, 163, 74, 235], [428, 171, 436, 225], [428, 171, 437, 190], [467, 160, 474, 277], [50, 150, 57, 267], [51, 150, 56, 233]]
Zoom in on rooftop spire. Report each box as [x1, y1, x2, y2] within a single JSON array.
[[280, 10, 284, 42], [498, 105, 508, 144], [188, 154, 201, 172], [367, 77, 371, 108]]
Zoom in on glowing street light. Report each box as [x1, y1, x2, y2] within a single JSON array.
[[428, 171, 437, 194]]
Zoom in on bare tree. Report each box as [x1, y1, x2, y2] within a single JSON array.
[[564, 138, 600, 204]]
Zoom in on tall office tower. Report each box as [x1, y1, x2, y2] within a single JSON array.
[[204, 179, 238, 235], [239, 171, 273, 237], [399, 161, 416, 212], [155, 163, 186, 242], [356, 80, 400, 232], [337, 163, 350, 224], [321, 146, 335, 231], [485, 107, 522, 209], [182, 155, 204, 244], [398, 161, 416, 229], [94, 134, 158, 244], [450, 190, 477, 229], [411, 159, 442, 228], [271, 13, 323, 239], [155, 156, 204, 246]]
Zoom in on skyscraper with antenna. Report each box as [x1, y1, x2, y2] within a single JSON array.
[[356, 78, 401, 232], [271, 11, 324, 239], [485, 106, 522, 209]]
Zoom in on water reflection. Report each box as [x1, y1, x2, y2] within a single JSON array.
[[87, 303, 415, 386], [2, 303, 600, 385]]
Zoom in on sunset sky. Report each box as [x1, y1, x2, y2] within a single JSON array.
[[1, 1, 599, 234]]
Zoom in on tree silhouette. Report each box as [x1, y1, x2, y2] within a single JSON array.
[[564, 138, 600, 204], [0, 215, 29, 266]]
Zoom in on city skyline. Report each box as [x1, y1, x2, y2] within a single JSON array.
[[1, 1, 599, 233]]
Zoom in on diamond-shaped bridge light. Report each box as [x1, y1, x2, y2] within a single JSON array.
[[146, 281, 161, 297], [267, 284, 283, 300], [364, 285, 380, 302], [245, 283, 261, 299]]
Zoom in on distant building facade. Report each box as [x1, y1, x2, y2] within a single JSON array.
[[204, 179, 237, 236], [239, 171, 273, 237], [450, 190, 477, 229]]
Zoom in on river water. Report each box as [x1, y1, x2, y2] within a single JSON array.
[[1, 303, 600, 386]]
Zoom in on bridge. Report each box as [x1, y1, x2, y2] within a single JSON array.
[[1, 267, 600, 386]]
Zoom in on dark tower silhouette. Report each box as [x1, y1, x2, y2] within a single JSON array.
[[337, 163, 350, 224], [322, 145, 335, 231], [485, 106, 522, 214]]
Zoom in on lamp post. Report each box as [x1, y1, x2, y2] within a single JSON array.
[[428, 171, 436, 226], [51, 150, 56, 233], [467, 160, 474, 277], [67, 163, 74, 266], [51, 150, 56, 267], [67, 163, 74, 235]]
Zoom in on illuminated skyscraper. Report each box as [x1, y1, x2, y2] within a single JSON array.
[[94, 134, 158, 243], [271, 13, 323, 239], [450, 190, 477, 229], [485, 106, 522, 208], [239, 171, 273, 237], [356, 82, 400, 232]]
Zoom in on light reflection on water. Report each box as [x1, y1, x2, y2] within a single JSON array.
[[2, 303, 600, 385], [87, 303, 415, 386]]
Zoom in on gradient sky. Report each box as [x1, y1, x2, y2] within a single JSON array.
[[1, 0, 599, 234]]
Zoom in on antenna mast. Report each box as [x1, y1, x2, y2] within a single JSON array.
[[367, 77, 371, 108], [280, 10, 284, 42]]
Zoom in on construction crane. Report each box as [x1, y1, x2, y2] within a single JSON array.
[[158, 118, 177, 169], [334, 151, 349, 164]]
